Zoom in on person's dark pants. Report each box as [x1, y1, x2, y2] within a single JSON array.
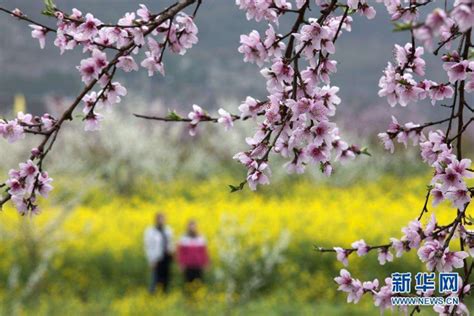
[[184, 268, 203, 283], [149, 254, 172, 293]]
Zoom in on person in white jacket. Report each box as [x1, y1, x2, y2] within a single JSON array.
[[144, 213, 174, 293]]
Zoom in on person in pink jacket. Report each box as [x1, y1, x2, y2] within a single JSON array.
[[177, 220, 209, 283]]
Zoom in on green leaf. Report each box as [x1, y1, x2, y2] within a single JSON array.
[[42, 0, 56, 16], [229, 181, 246, 193], [360, 147, 371, 157], [393, 22, 412, 32], [468, 48, 474, 60], [166, 110, 182, 121], [466, 214, 474, 225]]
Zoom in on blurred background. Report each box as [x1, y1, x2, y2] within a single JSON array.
[[0, 1, 472, 315]]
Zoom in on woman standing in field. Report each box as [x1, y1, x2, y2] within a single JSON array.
[[144, 213, 174, 293], [177, 220, 209, 284]]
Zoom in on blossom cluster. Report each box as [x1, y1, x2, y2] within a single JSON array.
[[378, 0, 474, 108], [379, 124, 473, 209], [1, 0, 474, 314], [25, 5, 199, 131], [336, 1, 474, 313], [0, 112, 55, 143], [185, 0, 376, 190], [1, 2, 199, 215], [378, 43, 455, 107], [333, 214, 472, 314], [5, 160, 53, 215], [335, 268, 471, 314]]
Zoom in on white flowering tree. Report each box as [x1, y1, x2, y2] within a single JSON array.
[[0, 0, 474, 314]]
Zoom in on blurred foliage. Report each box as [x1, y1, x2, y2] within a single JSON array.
[[1, 175, 470, 315], [1, 106, 471, 314], [0, 108, 433, 195]]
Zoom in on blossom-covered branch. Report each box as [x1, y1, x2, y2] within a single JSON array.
[[1, 0, 474, 314], [137, 0, 374, 191], [318, 1, 474, 314], [0, 0, 200, 214]]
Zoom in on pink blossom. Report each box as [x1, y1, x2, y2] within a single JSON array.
[[11, 8, 23, 17], [6, 177, 25, 197], [431, 184, 445, 206], [102, 82, 127, 109], [217, 108, 234, 131], [346, 280, 364, 304], [11, 195, 28, 215], [84, 113, 104, 131], [444, 60, 469, 83], [351, 239, 369, 256], [424, 214, 437, 237], [29, 25, 47, 49], [92, 49, 108, 70], [247, 162, 271, 191], [466, 72, 474, 92], [319, 59, 337, 83], [188, 104, 207, 125], [31, 148, 42, 159], [426, 9, 448, 32], [118, 12, 135, 27], [305, 143, 329, 164], [418, 239, 468, 272], [390, 238, 406, 258], [334, 269, 364, 304], [19, 160, 39, 179], [261, 59, 294, 92], [450, 159, 474, 179], [322, 162, 332, 176], [337, 148, 356, 164], [445, 186, 471, 209], [0, 120, 24, 143], [363, 279, 379, 292], [284, 153, 306, 174], [396, 82, 424, 107], [37, 171, 53, 197], [334, 247, 349, 266], [311, 121, 335, 146], [434, 304, 470, 316], [451, 3, 474, 32], [264, 24, 284, 58], [77, 13, 101, 40], [82, 91, 98, 114], [41, 114, 55, 131], [238, 30, 267, 66], [117, 56, 139, 72], [442, 251, 469, 272], [429, 84, 454, 105], [287, 98, 311, 118], [377, 248, 393, 265], [239, 97, 262, 118], [435, 167, 463, 190], [358, 4, 376, 20], [137, 4, 151, 22], [78, 58, 100, 84], [141, 52, 165, 76], [401, 220, 422, 249], [373, 278, 393, 312], [174, 13, 199, 54], [334, 269, 354, 292], [378, 133, 394, 153]]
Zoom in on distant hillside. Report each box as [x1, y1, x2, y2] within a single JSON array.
[[0, 1, 447, 120]]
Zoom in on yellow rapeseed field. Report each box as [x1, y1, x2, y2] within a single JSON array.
[[0, 176, 460, 315]]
